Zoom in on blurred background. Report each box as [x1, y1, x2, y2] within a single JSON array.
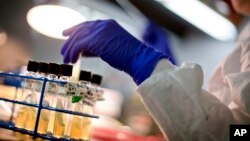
[[0, 0, 248, 140]]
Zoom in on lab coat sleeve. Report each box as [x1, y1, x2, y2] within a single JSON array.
[[240, 40, 250, 72], [137, 59, 234, 141], [208, 23, 250, 124], [226, 72, 250, 114], [225, 39, 250, 123], [208, 46, 241, 106]]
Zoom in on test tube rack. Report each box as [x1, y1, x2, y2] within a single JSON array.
[[0, 72, 99, 141]]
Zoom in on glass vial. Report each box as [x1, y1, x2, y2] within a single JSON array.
[[53, 64, 72, 138], [15, 61, 39, 129], [24, 62, 48, 131], [81, 73, 103, 141], [70, 70, 91, 140], [38, 63, 60, 134]]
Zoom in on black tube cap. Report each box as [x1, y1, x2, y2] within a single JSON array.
[[38, 62, 48, 73], [60, 64, 72, 76], [27, 61, 39, 72], [79, 70, 91, 82], [91, 74, 102, 85], [48, 63, 60, 75]]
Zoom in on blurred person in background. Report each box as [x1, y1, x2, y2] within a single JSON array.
[[0, 0, 31, 125], [0, 30, 29, 72], [61, 0, 250, 141], [0, 0, 32, 72]]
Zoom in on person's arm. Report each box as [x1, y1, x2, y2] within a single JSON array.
[[60, 19, 234, 141], [61, 19, 165, 85], [142, 20, 176, 64], [137, 59, 234, 141]]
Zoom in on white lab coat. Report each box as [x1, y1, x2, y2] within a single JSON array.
[[137, 23, 250, 141]]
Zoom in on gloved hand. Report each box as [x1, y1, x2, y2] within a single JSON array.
[[61, 20, 166, 85], [142, 21, 176, 64]]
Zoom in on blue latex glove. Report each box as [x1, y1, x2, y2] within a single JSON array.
[[142, 21, 176, 64], [61, 20, 166, 85]]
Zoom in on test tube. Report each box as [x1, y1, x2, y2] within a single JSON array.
[[91, 74, 102, 86], [24, 62, 48, 131], [14, 61, 39, 129], [19, 61, 39, 101], [90, 74, 104, 104], [69, 70, 91, 140], [80, 71, 94, 114], [45, 63, 60, 106], [79, 71, 92, 86], [53, 64, 72, 138], [63, 66, 82, 139], [35, 62, 49, 99], [38, 63, 59, 134], [80, 73, 103, 141]]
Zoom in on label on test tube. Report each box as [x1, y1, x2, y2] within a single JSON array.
[[81, 91, 95, 106], [78, 84, 88, 95], [82, 99, 94, 106], [78, 84, 104, 106], [66, 83, 78, 96], [92, 88, 104, 101]]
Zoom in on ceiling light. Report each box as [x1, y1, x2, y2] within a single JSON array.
[[27, 5, 85, 40], [156, 0, 237, 41]]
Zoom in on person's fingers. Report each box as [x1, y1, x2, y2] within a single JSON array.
[[70, 40, 85, 63], [63, 27, 96, 63], [63, 55, 70, 64], [62, 23, 82, 36], [69, 32, 99, 63], [63, 21, 93, 36], [70, 50, 81, 63], [61, 22, 94, 55], [62, 33, 84, 63], [61, 30, 81, 55], [69, 43, 98, 62], [61, 41, 70, 55]]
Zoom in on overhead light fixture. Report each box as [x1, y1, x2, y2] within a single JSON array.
[[156, 0, 237, 41], [27, 5, 85, 40]]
